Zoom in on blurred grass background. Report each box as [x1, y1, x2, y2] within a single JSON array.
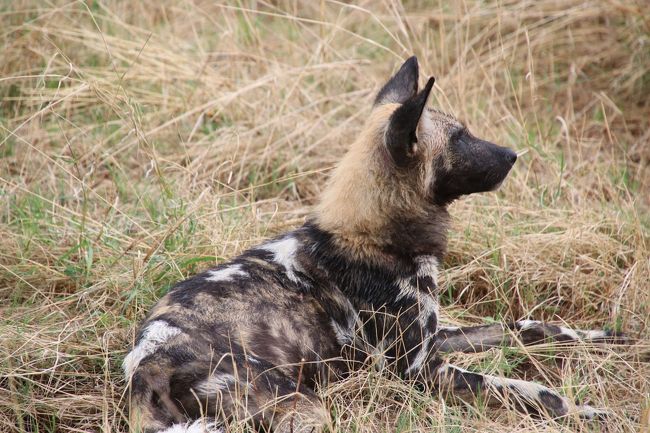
[[0, 1, 648, 432]]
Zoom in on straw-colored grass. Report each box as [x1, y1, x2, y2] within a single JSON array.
[[1, 1, 648, 432]]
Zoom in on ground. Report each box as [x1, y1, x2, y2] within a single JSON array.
[[0, 1, 649, 432]]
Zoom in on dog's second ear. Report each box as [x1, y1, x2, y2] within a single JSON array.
[[374, 56, 419, 105], [385, 77, 435, 167]]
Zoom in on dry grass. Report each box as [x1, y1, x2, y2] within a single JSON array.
[[1, 0, 649, 432]]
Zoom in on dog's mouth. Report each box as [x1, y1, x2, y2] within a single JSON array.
[[490, 179, 506, 191], [487, 170, 511, 192], [431, 144, 520, 203]]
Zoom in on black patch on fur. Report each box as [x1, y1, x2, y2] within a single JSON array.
[[374, 56, 419, 106], [385, 77, 435, 167], [303, 222, 417, 307], [383, 209, 450, 262], [412, 275, 436, 291], [537, 389, 568, 417], [425, 312, 438, 331], [513, 322, 548, 344], [431, 130, 517, 204], [166, 274, 231, 308], [451, 369, 485, 394]]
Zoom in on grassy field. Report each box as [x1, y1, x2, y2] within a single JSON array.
[[1, 0, 649, 432]]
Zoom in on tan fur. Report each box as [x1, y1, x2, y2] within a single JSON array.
[[148, 302, 184, 321], [128, 404, 164, 433], [315, 104, 459, 263], [270, 396, 331, 433]]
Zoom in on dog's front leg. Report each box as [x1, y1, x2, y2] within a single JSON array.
[[433, 363, 604, 419], [434, 321, 625, 353], [391, 307, 437, 377]]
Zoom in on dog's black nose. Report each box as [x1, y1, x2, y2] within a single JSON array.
[[504, 149, 518, 165]]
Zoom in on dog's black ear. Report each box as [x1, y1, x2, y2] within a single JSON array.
[[385, 77, 435, 167], [374, 56, 419, 105]]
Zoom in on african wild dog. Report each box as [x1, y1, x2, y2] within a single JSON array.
[[124, 56, 621, 433]]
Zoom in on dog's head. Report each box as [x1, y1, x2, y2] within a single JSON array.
[[374, 56, 517, 205], [315, 56, 517, 260]]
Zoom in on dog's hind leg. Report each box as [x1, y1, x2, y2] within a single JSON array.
[[167, 355, 329, 433], [434, 363, 604, 420], [128, 353, 329, 433], [434, 321, 624, 353]]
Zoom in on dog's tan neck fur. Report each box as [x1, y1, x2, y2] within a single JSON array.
[[313, 106, 449, 267]]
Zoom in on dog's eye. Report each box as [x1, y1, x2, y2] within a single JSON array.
[[450, 128, 466, 144]]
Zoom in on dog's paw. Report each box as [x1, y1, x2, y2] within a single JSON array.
[[581, 329, 631, 345], [604, 330, 633, 344], [574, 404, 609, 421]]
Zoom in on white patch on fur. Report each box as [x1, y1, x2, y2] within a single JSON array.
[[123, 320, 182, 379], [205, 264, 248, 282], [260, 237, 302, 282], [580, 329, 609, 340], [420, 296, 439, 328], [415, 256, 440, 327], [518, 320, 594, 341], [330, 304, 360, 346], [558, 326, 581, 340], [396, 278, 417, 300], [418, 114, 438, 191], [195, 373, 239, 395], [438, 364, 553, 402], [157, 419, 222, 433], [331, 318, 352, 345], [485, 375, 569, 416], [415, 255, 439, 285], [438, 326, 460, 332], [396, 274, 439, 334], [246, 355, 262, 365], [380, 89, 408, 105], [405, 336, 431, 375], [484, 375, 552, 401], [437, 363, 469, 377], [397, 278, 438, 327], [575, 404, 605, 420], [516, 319, 541, 331]]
